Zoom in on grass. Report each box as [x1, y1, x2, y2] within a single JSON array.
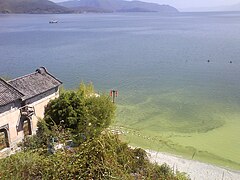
[[114, 87, 240, 170]]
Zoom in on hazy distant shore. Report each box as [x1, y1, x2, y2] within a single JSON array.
[[146, 149, 240, 180]]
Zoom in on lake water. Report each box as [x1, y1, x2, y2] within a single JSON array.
[[0, 12, 240, 169]]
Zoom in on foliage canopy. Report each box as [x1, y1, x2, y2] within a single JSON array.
[[44, 82, 116, 144]]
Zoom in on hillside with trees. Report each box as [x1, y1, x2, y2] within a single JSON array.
[[0, 83, 188, 179], [59, 0, 179, 13], [0, 0, 178, 14], [0, 0, 71, 14]]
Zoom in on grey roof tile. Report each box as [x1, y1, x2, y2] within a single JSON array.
[[8, 67, 62, 100], [0, 78, 24, 106]]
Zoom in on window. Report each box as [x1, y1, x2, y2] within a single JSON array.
[[23, 119, 31, 137], [0, 129, 9, 150]]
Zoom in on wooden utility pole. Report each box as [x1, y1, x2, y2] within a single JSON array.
[[110, 89, 118, 103]]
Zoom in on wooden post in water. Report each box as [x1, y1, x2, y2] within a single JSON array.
[[110, 89, 118, 103]]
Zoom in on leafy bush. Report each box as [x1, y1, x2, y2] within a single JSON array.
[[44, 82, 116, 144], [0, 132, 189, 180]]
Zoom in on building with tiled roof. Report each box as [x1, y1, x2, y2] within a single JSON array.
[[0, 67, 62, 157]]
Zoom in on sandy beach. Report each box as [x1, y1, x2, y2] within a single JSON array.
[[146, 150, 240, 180]]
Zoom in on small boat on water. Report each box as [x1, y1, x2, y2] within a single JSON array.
[[49, 20, 58, 24]]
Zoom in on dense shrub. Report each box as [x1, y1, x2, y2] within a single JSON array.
[[44, 83, 116, 144], [0, 132, 189, 180]]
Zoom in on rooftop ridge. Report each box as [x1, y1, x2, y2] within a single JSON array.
[[38, 67, 62, 84], [8, 67, 62, 101], [0, 78, 24, 97], [1, 67, 62, 107], [8, 71, 37, 84], [0, 78, 24, 106], [8, 67, 62, 85]]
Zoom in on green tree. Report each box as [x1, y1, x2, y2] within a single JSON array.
[[44, 82, 116, 144]]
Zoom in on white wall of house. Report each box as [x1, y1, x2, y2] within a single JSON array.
[[0, 88, 60, 157], [0, 107, 21, 158], [27, 88, 59, 134]]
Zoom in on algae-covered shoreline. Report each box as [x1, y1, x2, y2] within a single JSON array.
[[114, 88, 240, 171], [117, 126, 240, 171]]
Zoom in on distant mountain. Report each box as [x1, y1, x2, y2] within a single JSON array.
[[0, 0, 72, 14], [58, 0, 179, 13]]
